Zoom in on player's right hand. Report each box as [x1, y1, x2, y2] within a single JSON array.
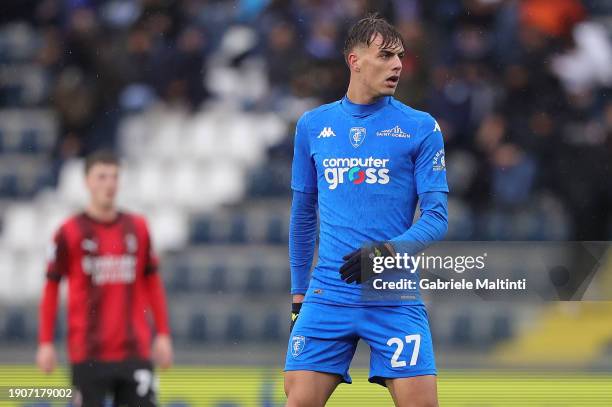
[[36, 343, 57, 374], [153, 334, 174, 370], [339, 242, 395, 284], [290, 303, 302, 332]]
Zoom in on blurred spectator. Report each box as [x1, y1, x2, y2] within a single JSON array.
[[520, 0, 586, 38], [0, 0, 609, 239]]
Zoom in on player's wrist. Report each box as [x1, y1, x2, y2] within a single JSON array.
[[155, 333, 171, 340], [292, 294, 305, 303], [381, 242, 396, 257], [290, 302, 302, 332]]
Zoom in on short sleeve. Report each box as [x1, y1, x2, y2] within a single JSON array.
[[46, 226, 69, 281], [291, 114, 317, 193], [414, 115, 450, 194]]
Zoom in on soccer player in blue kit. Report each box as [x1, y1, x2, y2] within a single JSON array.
[[284, 15, 448, 407]]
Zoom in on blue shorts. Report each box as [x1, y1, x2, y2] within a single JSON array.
[[284, 302, 436, 386]]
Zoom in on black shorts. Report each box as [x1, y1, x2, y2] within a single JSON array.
[[71, 360, 157, 407]]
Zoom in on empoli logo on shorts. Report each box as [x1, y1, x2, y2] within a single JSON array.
[[291, 335, 306, 358], [323, 157, 390, 190]]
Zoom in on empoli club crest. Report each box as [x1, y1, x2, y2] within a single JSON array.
[[291, 335, 306, 358], [349, 127, 366, 148]]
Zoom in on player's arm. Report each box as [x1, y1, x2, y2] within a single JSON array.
[[391, 114, 450, 254], [143, 223, 173, 369], [289, 113, 318, 330], [289, 190, 318, 329], [37, 227, 68, 373], [390, 191, 448, 253]]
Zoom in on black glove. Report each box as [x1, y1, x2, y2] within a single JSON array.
[[290, 302, 302, 332], [339, 243, 395, 284]]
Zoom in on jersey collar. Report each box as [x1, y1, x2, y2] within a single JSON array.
[[81, 211, 123, 226], [340, 94, 391, 117]]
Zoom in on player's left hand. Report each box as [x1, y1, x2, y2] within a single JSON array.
[[339, 243, 395, 284], [152, 334, 173, 370]]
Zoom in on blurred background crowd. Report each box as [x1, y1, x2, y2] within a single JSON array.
[[0, 0, 611, 369]]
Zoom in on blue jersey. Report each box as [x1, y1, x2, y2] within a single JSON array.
[[291, 95, 449, 306]]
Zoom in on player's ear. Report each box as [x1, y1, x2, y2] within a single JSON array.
[[348, 51, 360, 73]]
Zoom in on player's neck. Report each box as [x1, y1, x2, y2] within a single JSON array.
[[346, 82, 382, 105], [85, 204, 118, 223]]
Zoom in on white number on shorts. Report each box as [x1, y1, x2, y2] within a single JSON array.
[[134, 369, 152, 397], [387, 334, 421, 368]]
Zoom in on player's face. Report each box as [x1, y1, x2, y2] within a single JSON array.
[[355, 34, 404, 97], [85, 163, 119, 210]]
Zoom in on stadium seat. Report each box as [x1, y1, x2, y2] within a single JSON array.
[[0, 172, 18, 197], [170, 263, 192, 293], [57, 159, 87, 206], [279, 267, 291, 292], [118, 113, 149, 161], [54, 315, 65, 342], [0, 250, 16, 300], [149, 109, 186, 161], [266, 215, 285, 244], [450, 314, 473, 346], [190, 216, 212, 244], [244, 266, 265, 295], [19, 127, 40, 153], [33, 169, 55, 194], [188, 313, 208, 343], [3, 309, 27, 342], [22, 250, 46, 299], [148, 207, 188, 252], [136, 161, 166, 204], [260, 312, 281, 342], [1, 203, 37, 249], [205, 163, 245, 206], [208, 264, 228, 293], [225, 313, 245, 342], [228, 214, 247, 243], [491, 314, 513, 343], [184, 112, 217, 160], [168, 161, 201, 209], [446, 198, 474, 240]]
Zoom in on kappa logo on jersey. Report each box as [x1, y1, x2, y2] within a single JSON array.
[[291, 335, 306, 357], [349, 127, 366, 148], [433, 120, 441, 133], [433, 148, 446, 171], [376, 125, 411, 138], [323, 157, 390, 190], [318, 127, 336, 138]]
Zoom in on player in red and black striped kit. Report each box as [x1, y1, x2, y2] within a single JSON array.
[[36, 151, 173, 407]]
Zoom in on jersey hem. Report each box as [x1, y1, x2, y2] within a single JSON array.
[[291, 184, 317, 194], [305, 295, 425, 308]]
